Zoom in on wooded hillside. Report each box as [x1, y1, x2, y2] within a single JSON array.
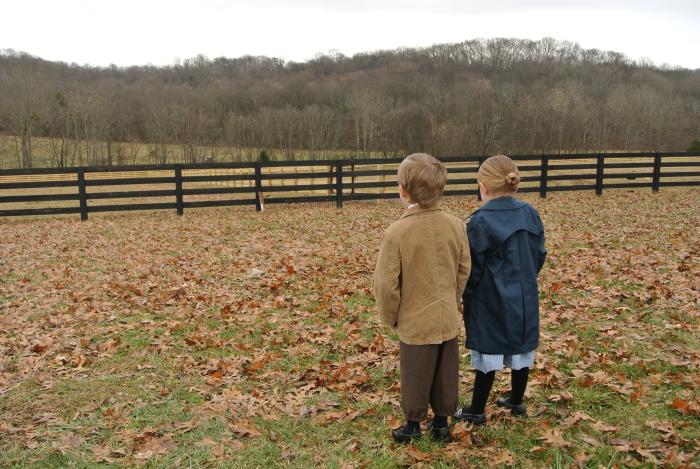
[[1, 38, 699, 167]]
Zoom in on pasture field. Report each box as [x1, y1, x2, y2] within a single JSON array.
[[0, 190, 698, 468], [0, 135, 386, 169]]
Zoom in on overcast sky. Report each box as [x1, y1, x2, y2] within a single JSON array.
[[2, 0, 699, 69]]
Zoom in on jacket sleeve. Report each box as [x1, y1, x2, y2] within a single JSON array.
[[462, 217, 486, 316], [456, 223, 470, 303], [373, 229, 401, 328], [536, 214, 547, 274]]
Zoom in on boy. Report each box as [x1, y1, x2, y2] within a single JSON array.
[[374, 153, 470, 443]]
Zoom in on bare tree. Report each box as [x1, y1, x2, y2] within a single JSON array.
[[346, 88, 390, 157], [454, 79, 504, 155], [47, 92, 79, 167], [1, 57, 46, 167]]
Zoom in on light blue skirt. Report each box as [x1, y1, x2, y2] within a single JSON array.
[[470, 350, 535, 373]]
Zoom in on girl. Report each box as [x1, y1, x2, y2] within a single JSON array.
[[454, 155, 547, 424]]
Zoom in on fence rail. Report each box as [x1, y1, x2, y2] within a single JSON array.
[[1, 152, 699, 219]]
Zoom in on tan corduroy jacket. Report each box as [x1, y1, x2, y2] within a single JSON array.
[[374, 204, 470, 345]]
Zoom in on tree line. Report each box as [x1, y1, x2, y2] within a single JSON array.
[[1, 37, 699, 168]]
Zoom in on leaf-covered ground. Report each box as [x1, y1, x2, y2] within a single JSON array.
[[0, 190, 698, 468]]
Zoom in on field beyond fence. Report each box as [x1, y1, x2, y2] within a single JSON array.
[[0, 152, 699, 219]]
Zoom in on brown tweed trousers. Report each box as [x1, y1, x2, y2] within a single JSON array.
[[399, 337, 459, 420]]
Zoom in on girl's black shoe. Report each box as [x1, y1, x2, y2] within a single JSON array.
[[453, 407, 486, 425], [496, 396, 527, 417], [391, 424, 421, 443]]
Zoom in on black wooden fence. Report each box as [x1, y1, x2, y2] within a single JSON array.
[[1, 152, 699, 219]]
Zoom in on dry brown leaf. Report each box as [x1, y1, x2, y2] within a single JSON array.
[[228, 421, 262, 437], [670, 397, 690, 414], [538, 428, 570, 447], [589, 420, 618, 433], [134, 435, 177, 460], [404, 445, 431, 462], [53, 433, 84, 453], [92, 446, 128, 463]]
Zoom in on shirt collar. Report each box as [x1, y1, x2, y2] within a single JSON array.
[[400, 203, 442, 219]]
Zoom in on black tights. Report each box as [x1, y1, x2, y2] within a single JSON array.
[[468, 367, 529, 413], [509, 367, 529, 405]]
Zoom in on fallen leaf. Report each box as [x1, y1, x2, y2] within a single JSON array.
[[53, 433, 84, 453], [228, 421, 262, 437], [670, 397, 690, 414], [538, 428, 570, 447], [134, 435, 176, 460], [31, 343, 49, 354], [589, 420, 618, 433], [404, 445, 431, 462]]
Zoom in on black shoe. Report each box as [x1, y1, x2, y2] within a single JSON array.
[[426, 421, 453, 443], [391, 424, 421, 443], [496, 396, 527, 417], [453, 407, 486, 425]]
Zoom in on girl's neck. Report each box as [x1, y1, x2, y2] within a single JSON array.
[[482, 193, 515, 204]]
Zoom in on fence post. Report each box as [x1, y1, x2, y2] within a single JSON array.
[[335, 161, 343, 208], [350, 163, 355, 194], [595, 153, 605, 196], [254, 162, 263, 211], [327, 164, 334, 196], [77, 168, 88, 221], [539, 154, 549, 199], [174, 164, 184, 216], [476, 156, 484, 201], [652, 152, 661, 192]]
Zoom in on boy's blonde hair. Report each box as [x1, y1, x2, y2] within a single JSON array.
[[397, 153, 447, 208], [478, 154, 520, 194]]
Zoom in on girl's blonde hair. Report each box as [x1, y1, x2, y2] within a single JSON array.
[[478, 154, 520, 194]]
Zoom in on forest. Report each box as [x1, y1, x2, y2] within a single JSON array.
[[1, 37, 699, 168]]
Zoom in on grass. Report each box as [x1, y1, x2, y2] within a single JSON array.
[[0, 190, 698, 467]]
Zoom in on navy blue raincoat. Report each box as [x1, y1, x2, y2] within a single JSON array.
[[462, 197, 546, 355]]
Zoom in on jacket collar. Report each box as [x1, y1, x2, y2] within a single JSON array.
[[480, 196, 526, 211], [400, 203, 442, 219]]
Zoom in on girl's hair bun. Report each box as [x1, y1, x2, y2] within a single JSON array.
[[505, 172, 520, 188], [478, 154, 519, 194]]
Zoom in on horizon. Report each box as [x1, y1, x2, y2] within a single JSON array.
[[3, 36, 698, 72], [1, 1, 698, 69]]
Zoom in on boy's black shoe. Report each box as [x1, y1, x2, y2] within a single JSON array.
[[391, 424, 421, 443], [496, 396, 527, 417], [426, 421, 452, 443], [453, 407, 486, 425]]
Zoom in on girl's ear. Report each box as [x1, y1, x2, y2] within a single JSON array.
[[478, 181, 489, 195]]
